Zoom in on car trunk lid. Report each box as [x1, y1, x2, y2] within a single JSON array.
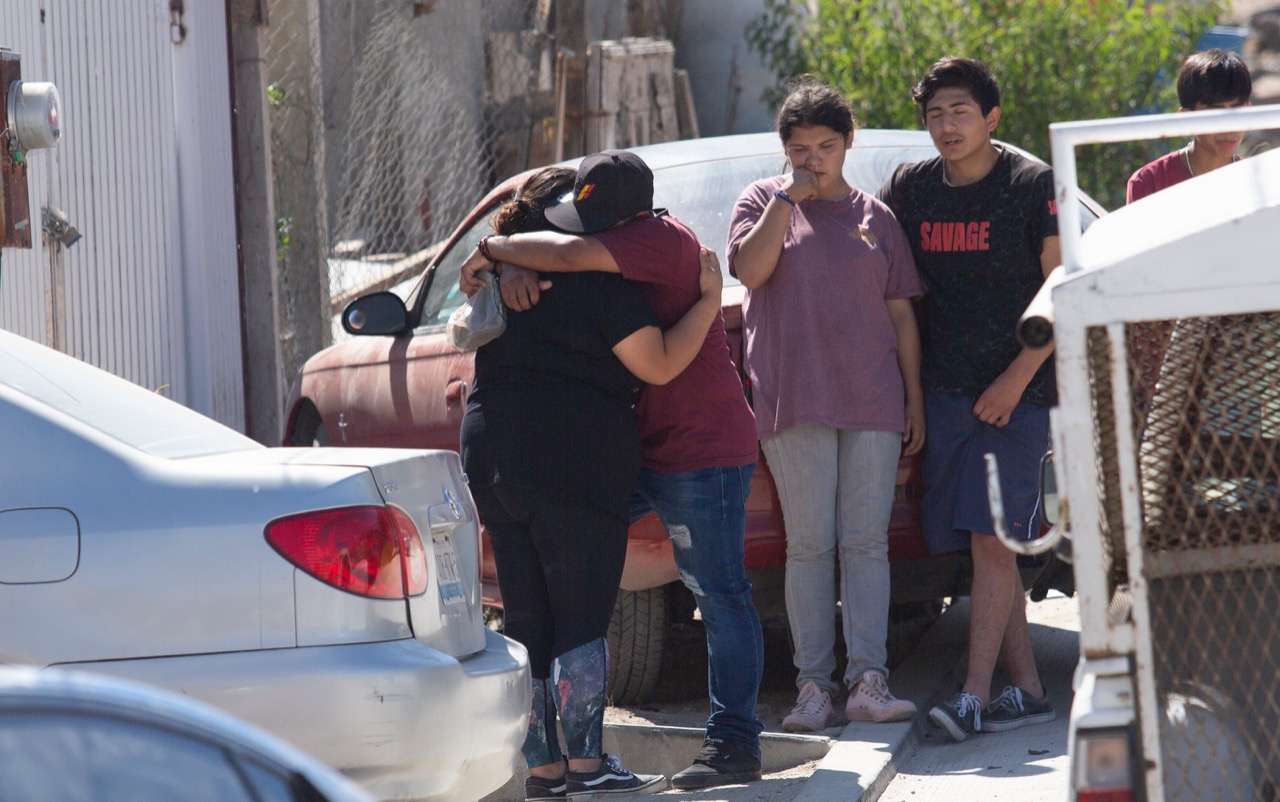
[[238, 447, 487, 659]]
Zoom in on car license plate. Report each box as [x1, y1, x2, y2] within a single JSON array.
[[432, 534, 465, 606]]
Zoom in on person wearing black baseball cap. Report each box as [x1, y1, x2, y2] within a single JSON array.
[[543, 149, 656, 234], [462, 167, 727, 801], [461, 150, 767, 791]]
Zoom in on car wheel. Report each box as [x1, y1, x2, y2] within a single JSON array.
[[287, 403, 331, 447], [606, 587, 666, 705]]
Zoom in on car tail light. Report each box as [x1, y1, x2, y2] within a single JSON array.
[[387, 505, 428, 596], [266, 505, 428, 599], [1074, 729, 1136, 802]]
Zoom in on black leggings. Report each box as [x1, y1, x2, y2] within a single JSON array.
[[472, 482, 629, 679]]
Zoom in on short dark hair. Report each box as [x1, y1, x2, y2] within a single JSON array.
[[911, 56, 1001, 117], [775, 75, 855, 142], [1177, 48, 1252, 109]]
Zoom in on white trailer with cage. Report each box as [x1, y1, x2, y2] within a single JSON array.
[[996, 105, 1280, 802]]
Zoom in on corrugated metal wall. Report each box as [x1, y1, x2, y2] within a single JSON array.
[[0, 0, 244, 431]]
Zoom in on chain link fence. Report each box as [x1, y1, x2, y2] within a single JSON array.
[[261, 0, 543, 383]]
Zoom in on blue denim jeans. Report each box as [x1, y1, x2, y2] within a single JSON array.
[[630, 464, 765, 756]]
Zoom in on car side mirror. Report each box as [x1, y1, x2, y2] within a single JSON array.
[[343, 292, 408, 336]]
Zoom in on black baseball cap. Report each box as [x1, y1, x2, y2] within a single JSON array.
[[544, 150, 655, 233]]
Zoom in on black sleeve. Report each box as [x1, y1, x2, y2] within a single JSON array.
[[1033, 168, 1059, 247], [589, 273, 660, 347]]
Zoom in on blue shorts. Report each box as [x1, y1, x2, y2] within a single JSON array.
[[921, 391, 1050, 555]]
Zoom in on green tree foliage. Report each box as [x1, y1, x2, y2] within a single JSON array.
[[746, 0, 1226, 208]]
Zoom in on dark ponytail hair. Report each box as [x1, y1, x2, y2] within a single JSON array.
[[492, 167, 576, 235]]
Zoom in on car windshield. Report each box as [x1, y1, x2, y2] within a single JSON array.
[[0, 336, 262, 459], [415, 137, 1102, 327]]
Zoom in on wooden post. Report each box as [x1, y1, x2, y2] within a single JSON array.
[[228, 0, 286, 444], [0, 50, 33, 249]]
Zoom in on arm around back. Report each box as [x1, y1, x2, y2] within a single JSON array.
[[488, 231, 620, 274], [612, 248, 722, 385]]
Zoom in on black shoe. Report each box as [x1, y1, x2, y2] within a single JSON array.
[[982, 685, 1056, 732], [929, 691, 983, 742], [564, 754, 666, 798], [671, 738, 763, 790], [525, 773, 567, 801]]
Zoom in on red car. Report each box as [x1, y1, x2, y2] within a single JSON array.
[[285, 131, 1100, 702]]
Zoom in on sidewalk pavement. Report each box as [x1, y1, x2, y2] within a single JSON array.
[[483, 594, 1080, 802], [875, 593, 1077, 802]]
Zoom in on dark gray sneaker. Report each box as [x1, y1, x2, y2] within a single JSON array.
[[671, 738, 763, 790], [565, 754, 666, 798], [524, 773, 567, 801], [929, 691, 983, 742], [983, 685, 1056, 732]]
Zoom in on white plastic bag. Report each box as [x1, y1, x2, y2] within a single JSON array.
[[446, 272, 506, 351]]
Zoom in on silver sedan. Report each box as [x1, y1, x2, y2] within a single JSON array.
[[0, 329, 530, 802]]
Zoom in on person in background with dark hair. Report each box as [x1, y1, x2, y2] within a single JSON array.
[[460, 166, 724, 800], [461, 150, 766, 792], [1125, 50, 1252, 409], [878, 56, 1060, 742], [727, 76, 923, 733], [1127, 48, 1253, 203]]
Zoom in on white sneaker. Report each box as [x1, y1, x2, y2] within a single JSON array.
[[782, 680, 838, 732], [845, 671, 917, 723]]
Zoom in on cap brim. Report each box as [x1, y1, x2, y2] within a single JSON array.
[[544, 199, 588, 233]]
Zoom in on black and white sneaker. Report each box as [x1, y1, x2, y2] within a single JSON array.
[[524, 773, 567, 801], [565, 754, 666, 799], [983, 685, 1056, 732], [929, 691, 983, 742]]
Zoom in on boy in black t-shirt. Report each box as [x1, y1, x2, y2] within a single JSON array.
[[878, 56, 1059, 742]]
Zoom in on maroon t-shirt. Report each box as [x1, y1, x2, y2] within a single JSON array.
[[1127, 150, 1192, 204], [595, 214, 759, 473], [727, 178, 922, 440]]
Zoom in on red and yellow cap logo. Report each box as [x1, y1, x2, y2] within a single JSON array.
[[575, 183, 596, 202]]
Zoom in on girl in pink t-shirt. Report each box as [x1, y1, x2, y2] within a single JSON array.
[[727, 77, 924, 732]]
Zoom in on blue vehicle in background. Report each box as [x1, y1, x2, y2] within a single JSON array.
[[1196, 24, 1250, 53]]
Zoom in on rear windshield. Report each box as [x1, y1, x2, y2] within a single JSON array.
[[0, 337, 262, 459]]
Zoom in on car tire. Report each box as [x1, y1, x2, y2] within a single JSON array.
[[606, 587, 666, 705], [287, 403, 331, 447]]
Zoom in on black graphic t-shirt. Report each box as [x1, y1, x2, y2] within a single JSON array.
[[877, 147, 1058, 406]]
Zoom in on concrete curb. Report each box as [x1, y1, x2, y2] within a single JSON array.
[[604, 723, 832, 778], [482, 601, 971, 802], [483, 721, 832, 802]]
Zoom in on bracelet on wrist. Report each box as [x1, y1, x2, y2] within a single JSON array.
[[477, 235, 495, 261], [773, 189, 797, 207]]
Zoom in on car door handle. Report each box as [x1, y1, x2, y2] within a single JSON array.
[[446, 379, 468, 413]]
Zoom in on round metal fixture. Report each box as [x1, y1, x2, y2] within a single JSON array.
[[7, 80, 62, 152]]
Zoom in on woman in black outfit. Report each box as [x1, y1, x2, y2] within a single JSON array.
[[460, 166, 722, 800]]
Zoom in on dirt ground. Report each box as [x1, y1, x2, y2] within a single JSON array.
[[605, 603, 941, 733]]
